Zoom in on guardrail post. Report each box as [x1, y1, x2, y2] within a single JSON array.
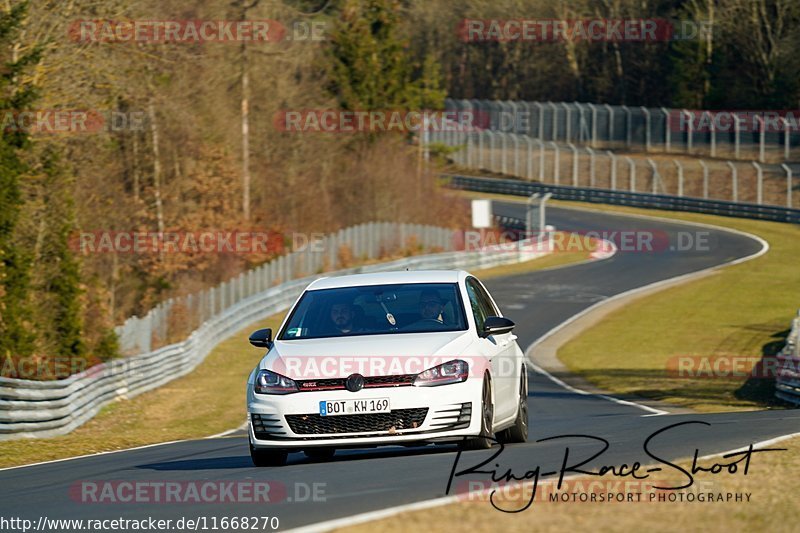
[[587, 147, 596, 187], [641, 106, 651, 152], [568, 143, 579, 186], [674, 159, 684, 196], [728, 161, 738, 202], [782, 163, 793, 208], [700, 160, 709, 199], [625, 156, 636, 192], [752, 162, 763, 205], [607, 151, 617, 190], [661, 107, 671, 153]]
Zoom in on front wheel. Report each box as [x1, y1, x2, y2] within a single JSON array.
[[460, 375, 494, 450], [250, 439, 288, 467]]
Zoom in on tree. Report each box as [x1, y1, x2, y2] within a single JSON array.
[[0, 1, 38, 360]]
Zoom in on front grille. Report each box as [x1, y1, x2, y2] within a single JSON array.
[[286, 408, 428, 435], [296, 374, 415, 391]]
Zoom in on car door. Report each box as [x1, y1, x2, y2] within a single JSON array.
[[465, 277, 516, 422], [473, 278, 520, 420]]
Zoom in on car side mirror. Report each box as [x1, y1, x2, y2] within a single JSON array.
[[249, 328, 273, 348], [481, 316, 515, 338]]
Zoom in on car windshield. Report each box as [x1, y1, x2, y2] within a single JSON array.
[[278, 283, 468, 340]]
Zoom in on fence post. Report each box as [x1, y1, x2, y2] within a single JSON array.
[[512, 134, 521, 177], [605, 103, 614, 144], [647, 158, 660, 193], [757, 115, 766, 163], [549, 101, 559, 141], [607, 151, 617, 190], [708, 111, 716, 158], [728, 161, 738, 202], [537, 139, 545, 182], [478, 130, 485, 169], [782, 163, 793, 208], [526, 137, 533, 180], [588, 103, 598, 147], [501, 133, 509, 174], [752, 162, 763, 205], [784, 117, 791, 161], [674, 160, 684, 197], [641, 106, 651, 152], [549, 142, 560, 185], [535, 101, 544, 139], [683, 109, 693, 154], [622, 105, 632, 148], [487, 131, 496, 172], [734, 113, 741, 159], [563, 102, 572, 142], [568, 143, 579, 186], [626, 157, 636, 192], [661, 107, 671, 153], [700, 160, 709, 199], [586, 147, 596, 187]]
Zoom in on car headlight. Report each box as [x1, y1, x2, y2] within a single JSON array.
[[413, 359, 469, 387], [254, 369, 298, 394]]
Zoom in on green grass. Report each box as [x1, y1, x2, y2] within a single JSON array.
[[548, 201, 800, 412]]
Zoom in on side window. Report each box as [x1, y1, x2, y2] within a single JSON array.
[[465, 279, 488, 332], [473, 280, 499, 318]]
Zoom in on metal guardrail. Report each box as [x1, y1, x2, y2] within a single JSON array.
[[0, 221, 548, 440], [445, 174, 800, 224], [776, 311, 800, 405]]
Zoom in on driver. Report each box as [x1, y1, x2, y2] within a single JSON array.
[[330, 302, 358, 333], [419, 289, 445, 323]]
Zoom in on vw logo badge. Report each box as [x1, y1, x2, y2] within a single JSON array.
[[345, 373, 365, 392]]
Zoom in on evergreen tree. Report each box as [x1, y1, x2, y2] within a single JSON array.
[[0, 2, 38, 360]]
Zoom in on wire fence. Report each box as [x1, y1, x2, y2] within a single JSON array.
[[443, 98, 800, 163], [115, 222, 454, 355], [433, 128, 799, 210]]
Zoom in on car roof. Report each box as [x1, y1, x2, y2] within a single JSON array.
[[306, 270, 469, 291]]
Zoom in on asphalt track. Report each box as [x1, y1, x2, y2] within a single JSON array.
[[2, 203, 798, 532]]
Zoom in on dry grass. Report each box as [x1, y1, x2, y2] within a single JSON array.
[[339, 435, 800, 533]]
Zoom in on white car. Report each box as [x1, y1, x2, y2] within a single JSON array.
[[246, 270, 528, 466]]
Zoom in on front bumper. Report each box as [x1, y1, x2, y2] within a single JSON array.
[[247, 379, 483, 449]]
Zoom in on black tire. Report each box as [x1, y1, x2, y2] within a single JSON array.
[[250, 440, 288, 467], [304, 447, 336, 460], [460, 375, 494, 450], [498, 370, 529, 444]]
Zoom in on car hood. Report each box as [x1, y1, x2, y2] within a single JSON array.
[[260, 331, 474, 379]]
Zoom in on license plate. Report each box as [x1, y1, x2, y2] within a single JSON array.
[[319, 398, 390, 416]]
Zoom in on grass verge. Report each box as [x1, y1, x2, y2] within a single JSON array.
[[338, 435, 800, 533]]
